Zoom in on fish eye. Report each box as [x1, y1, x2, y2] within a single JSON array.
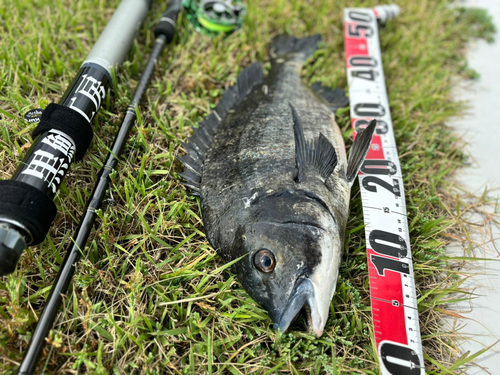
[[253, 249, 276, 273]]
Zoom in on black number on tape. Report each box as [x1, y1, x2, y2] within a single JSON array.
[[354, 103, 385, 117], [354, 119, 388, 135], [369, 230, 407, 258], [348, 24, 373, 37], [351, 70, 376, 81], [361, 159, 397, 175], [380, 341, 422, 375], [371, 255, 410, 276], [362, 176, 400, 197], [349, 56, 378, 67], [348, 10, 372, 23]]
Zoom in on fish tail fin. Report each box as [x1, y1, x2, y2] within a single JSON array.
[[269, 34, 321, 62], [346, 120, 377, 186]]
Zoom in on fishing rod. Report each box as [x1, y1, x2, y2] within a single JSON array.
[[15, 1, 183, 373], [0, 1, 246, 279], [0, 0, 152, 276]]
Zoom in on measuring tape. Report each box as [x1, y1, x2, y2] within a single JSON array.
[[344, 6, 425, 374]]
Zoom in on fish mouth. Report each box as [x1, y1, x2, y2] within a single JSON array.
[[274, 277, 325, 337]]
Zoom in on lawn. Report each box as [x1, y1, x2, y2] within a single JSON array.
[[0, 0, 495, 373]]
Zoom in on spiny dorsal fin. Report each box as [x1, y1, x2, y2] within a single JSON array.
[[238, 63, 264, 99], [311, 82, 349, 111], [346, 119, 377, 185], [179, 169, 200, 185], [177, 154, 201, 177], [182, 181, 201, 196], [215, 62, 264, 119], [177, 62, 264, 195], [181, 141, 204, 163], [290, 103, 338, 183]]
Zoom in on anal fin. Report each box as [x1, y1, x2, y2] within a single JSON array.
[[290, 104, 338, 183], [311, 82, 349, 111]]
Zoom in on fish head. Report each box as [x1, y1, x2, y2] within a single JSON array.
[[231, 190, 343, 337]]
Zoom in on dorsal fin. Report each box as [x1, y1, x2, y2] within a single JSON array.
[[177, 63, 264, 195], [177, 154, 201, 176], [290, 104, 338, 183]]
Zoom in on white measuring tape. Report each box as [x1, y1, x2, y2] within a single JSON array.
[[344, 6, 425, 374]]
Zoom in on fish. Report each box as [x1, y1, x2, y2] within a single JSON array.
[[177, 34, 376, 337]]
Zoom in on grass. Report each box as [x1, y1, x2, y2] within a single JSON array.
[[0, 0, 496, 373]]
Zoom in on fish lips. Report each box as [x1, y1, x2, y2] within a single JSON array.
[[274, 276, 324, 336]]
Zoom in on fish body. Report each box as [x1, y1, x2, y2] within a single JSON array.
[[178, 35, 376, 336]]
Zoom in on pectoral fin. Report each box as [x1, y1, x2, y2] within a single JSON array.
[[290, 104, 338, 183], [346, 120, 377, 186]]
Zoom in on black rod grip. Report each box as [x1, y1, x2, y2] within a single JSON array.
[[0, 181, 57, 246], [154, 0, 182, 42]]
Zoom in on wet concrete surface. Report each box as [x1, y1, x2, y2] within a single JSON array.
[[446, 0, 500, 373]]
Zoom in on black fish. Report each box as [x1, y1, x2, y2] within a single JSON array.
[[177, 34, 376, 336]]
